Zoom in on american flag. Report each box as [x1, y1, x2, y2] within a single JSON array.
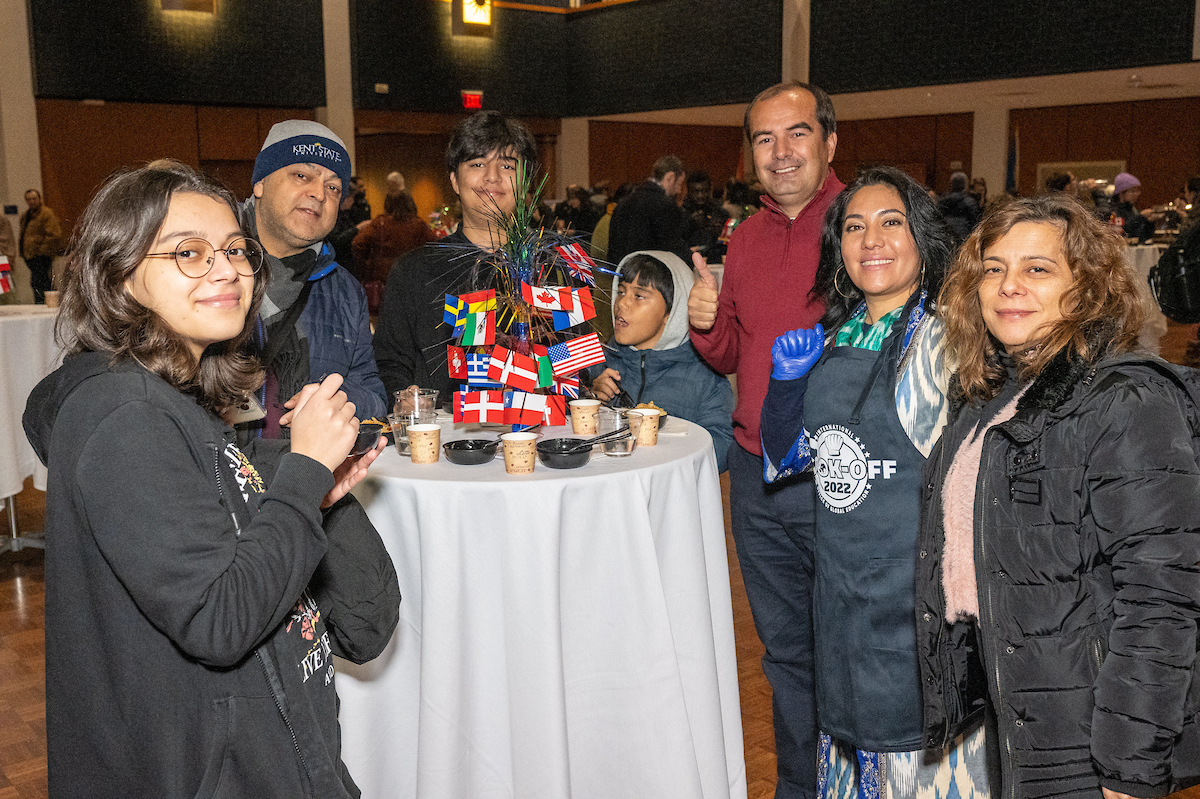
[[556, 242, 597, 286], [547, 333, 606, 376]]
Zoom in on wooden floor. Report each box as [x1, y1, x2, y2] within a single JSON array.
[[1, 320, 1198, 799]]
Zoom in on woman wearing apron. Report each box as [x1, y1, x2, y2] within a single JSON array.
[[761, 166, 992, 799]]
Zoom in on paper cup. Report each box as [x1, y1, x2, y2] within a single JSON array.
[[501, 431, 538, 474], [407, 423, 441, 464], [390, 411, 435, 456], [631, 408, 661, 446], [569, 399, 601, 435], [43, 291, 60, 308]]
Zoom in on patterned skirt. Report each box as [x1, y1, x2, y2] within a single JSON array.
[[817, 723, 991, 799]]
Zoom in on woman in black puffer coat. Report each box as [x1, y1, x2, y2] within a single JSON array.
[[917, 194, 1200, 799]]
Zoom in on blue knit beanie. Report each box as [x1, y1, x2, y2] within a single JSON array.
[[252, 120, 351, 191]]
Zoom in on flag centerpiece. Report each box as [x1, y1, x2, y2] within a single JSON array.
[[444, 162, 616, 428]]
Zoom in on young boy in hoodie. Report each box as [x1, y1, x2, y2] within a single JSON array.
[[590, 250, 734, 471]]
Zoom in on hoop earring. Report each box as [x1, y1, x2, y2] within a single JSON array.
[[833, 269, 853, 300]]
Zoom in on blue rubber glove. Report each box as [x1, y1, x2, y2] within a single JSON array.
[[771, 324, 825, 380]]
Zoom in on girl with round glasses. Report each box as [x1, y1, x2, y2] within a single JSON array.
[[23, 159, 398, 797]]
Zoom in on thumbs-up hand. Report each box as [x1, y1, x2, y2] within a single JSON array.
[[688, 252, 720, 331]]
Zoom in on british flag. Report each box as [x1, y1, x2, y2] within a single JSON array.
[[556, 242, 597, 286], [552, 374, 580, 398], [0, 256, 10, 295]]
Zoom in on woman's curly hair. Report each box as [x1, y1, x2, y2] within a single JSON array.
[[939, 194, 1143, 403]]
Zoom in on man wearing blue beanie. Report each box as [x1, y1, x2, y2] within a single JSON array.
[[240, 120, 387, 442]]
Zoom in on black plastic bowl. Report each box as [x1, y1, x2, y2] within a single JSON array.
[[351, 421, 387, 456], [443, 439, 500, 465], [536, 438, 592, 470]]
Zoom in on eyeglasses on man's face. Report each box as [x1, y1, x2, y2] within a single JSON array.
[[144, 237, 265, 279]]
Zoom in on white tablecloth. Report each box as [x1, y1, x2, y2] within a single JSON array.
[[338, 420, 746, 799], [1126, 245, 1169, 355], [0, 306, 62, 498]]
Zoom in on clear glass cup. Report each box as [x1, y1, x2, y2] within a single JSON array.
[[597, 408, 643, 457], [394, 387, 440, 415], [389, 410, 436, 456]]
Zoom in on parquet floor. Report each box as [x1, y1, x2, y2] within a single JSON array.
[[1, 320, 1198, 799]]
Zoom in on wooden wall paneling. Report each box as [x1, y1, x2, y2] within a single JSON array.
[[116, 102, 200, 170], [588, 121, 632, 189], [933, 113, 973, 193], [852, 118, 899, 165], [625, 124, 668, 188], [1066, 102, 1131, 163], [1129, 97, 1200, 207], [354, 132, 457, 223], [893, 116, 938, 173], [36, 100, 200, 238], [829, 119, 857, 183], [1010, 107, 1068, 197], [198, 106, 261, 161]]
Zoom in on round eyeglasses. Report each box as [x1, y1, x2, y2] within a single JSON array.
[[145, 237, 265, 279]]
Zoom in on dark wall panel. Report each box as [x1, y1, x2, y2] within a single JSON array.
[[353, 1, 566, 116], [29, 1, 325, 107], [587, 121, 743, 193], [811, 0, 1196, 94], [564, 0, 782, 117], [828, 113, 970, 192], [353, 0, 783, 117]]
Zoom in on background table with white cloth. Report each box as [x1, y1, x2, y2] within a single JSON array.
[[1126, 244, 1169, 355], [338, 419, 746, 799], [0, 305, 61, 542]]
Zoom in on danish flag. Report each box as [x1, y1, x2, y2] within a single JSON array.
[[487, 345, 540, 392], [454, 389, 506, 423]]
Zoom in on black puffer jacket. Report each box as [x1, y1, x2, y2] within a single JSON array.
[[916, 348, 1200, 799]]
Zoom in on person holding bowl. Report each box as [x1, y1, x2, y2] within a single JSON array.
[[918, 194, 1200, 798], [23, 159, 398, 798], [762, 166, 991, 797]]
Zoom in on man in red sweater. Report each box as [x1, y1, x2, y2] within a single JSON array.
[[689, 81, 843, 799]]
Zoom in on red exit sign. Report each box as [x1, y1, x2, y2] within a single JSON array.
[[461, 90, 484, 110]]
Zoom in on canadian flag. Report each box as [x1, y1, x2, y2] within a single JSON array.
[[521, 281, 574, 312], [487, 345, 540, 392]]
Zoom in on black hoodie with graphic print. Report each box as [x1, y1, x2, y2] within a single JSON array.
[[23, 351, 399, 799]]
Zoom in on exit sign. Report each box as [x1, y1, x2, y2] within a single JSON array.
[[461, 90, 483, 110]]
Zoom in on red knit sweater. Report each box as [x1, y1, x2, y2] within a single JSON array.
[[690, 170, 844, 456]]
